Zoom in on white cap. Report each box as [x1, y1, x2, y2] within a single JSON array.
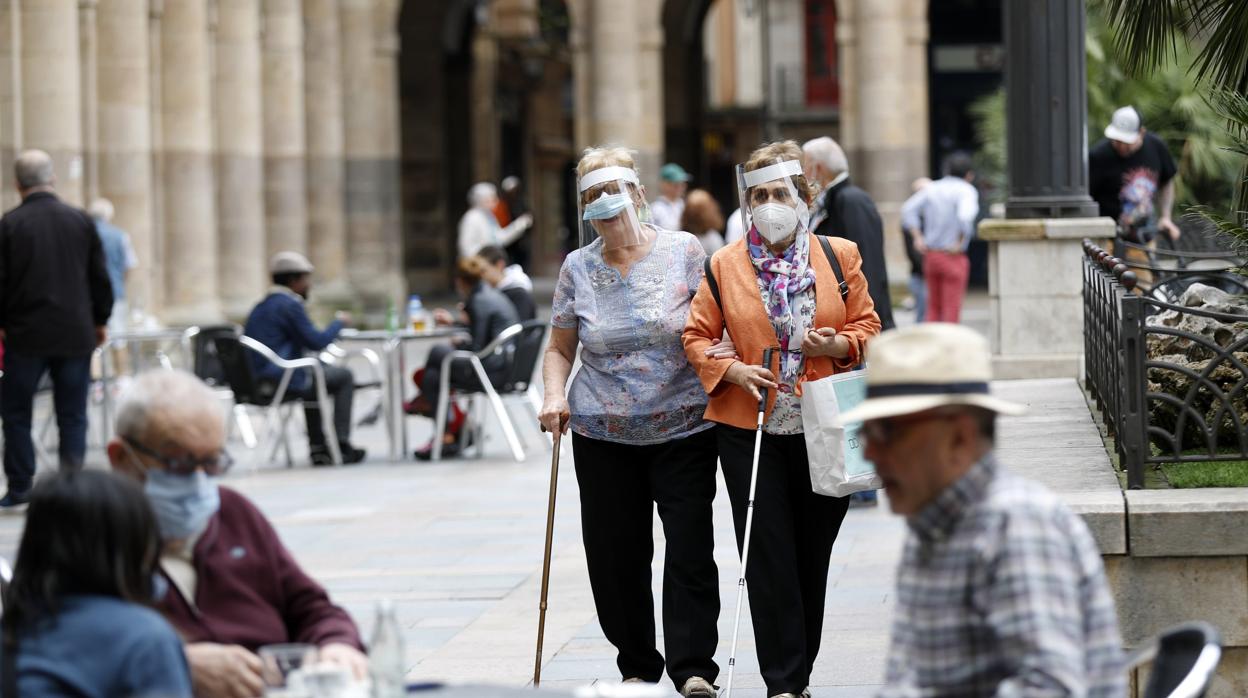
[[1105, 106, 1142, 144], [269, 251, 314, 275]]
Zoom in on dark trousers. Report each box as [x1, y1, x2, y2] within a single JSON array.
[[572, 429, 720, 687], [419, 344, 505, 411], [717, 424, 850, 695], [1, 351, 92, 494], [284, 364, 354, 449]]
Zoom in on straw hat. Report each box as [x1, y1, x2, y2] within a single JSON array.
[[836, 323, 1025, 425]]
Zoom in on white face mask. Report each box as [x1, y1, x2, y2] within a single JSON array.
[[753, 203, 799, 244]]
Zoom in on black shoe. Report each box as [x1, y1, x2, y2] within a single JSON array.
[[0, 490, 30, 511], [414, 440, 462, 461], [310, 445, 367, 466]]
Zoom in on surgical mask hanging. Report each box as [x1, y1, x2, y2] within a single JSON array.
[[582, 192, 632, 221], [145, 469, 221, 541], [752, 203, 800, 244]]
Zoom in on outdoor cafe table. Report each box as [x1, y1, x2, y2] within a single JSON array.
[[337, 327, 468, 461]]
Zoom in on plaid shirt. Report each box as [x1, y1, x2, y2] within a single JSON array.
[[879, 453, 1125, 698]]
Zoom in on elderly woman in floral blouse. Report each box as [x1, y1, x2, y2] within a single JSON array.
[[538, 146, 720, 698]]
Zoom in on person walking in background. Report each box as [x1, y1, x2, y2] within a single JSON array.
[[724, 206, 745, 245], [0, 150, 112, 508], [841, 324, 1124, 697], [478, 245, 536, 321], [498, 176, 533, 270], [458, 182, 532, 259], [244, 252, 366, 465], [0, 469, 193, 697], [1089, 105, 1179, 288], [802, 136, 895, 330], [900, 177, 931, 322], [88, 198, 138, 335], [539, 146, 721, 698], [900, 152, 979, 324], [650, 162, 691, 231], [681, 189, 726, 254], [683, 141, 881, 698]]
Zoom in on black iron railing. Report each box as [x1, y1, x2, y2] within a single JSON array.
[[1082, 240, 1248, 488]]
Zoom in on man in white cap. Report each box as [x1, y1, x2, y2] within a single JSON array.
[[457, 182, 532, 259], [838, 324, 1124, 697], [243, 252, 365, 464], [1089, 105, 1179, 286]]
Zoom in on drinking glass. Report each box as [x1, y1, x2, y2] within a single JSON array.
[[259, 643, 318, 694]]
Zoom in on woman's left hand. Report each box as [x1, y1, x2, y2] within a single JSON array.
[[802, 327, 850, 358]]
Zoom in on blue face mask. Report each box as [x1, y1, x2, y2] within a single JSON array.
[[582, 192, 632, 221], [145, 469, 221, 541]]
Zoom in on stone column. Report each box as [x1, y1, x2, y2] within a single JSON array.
[[215, 0, 266, 319], [148, 0, 166, 314], [372, 0, 404, 300], [97, 0, 154, 317], [262, 0, 309, 257], [160, 0, 220, 322], [341, 0, 386, 303], [0, 0, 23, 211], [22, 0, 84, 205], [575, 1, 663, 187], [79, 0, 99, 203], [303, 0, 350, 294], [1003, 0, 1099, 218]]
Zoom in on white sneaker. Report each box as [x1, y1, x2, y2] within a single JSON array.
[[681, 677, 716, 698]]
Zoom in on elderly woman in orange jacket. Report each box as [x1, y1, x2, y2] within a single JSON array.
[[682, 140, 881, 698]]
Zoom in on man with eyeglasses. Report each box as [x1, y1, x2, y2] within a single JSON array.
[[836, 324, 1125, 698], [107, 370, 367, 698]]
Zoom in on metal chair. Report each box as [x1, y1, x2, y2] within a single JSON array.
[[1128, 622, 1222, 698], [183, 324, 258, 447], [212, 335, 342, 468], [320, 343, 386, 428], [431, 321, 547, 462]]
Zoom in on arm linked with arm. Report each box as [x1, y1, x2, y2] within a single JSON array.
[[682, 272, 733, 396]]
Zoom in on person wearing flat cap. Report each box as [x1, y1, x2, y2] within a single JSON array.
[[842, 324, 1125, 698], [243, 252, 366, 465]]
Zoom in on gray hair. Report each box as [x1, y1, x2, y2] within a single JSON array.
[[115, 370, 224, 442], [467, 182, 497, 208], [14, 150, 54, 189], [88, 198, 115, 222], [801, 137, 849, 177]]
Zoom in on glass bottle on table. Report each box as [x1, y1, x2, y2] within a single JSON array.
[[370, 598, 406, 698], [407, 294, 429, 331]]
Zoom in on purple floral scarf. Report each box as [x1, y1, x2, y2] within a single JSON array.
[[747, 225, 815, 386]]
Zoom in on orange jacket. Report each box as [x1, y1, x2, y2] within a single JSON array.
[[682, 236, 881, 430]]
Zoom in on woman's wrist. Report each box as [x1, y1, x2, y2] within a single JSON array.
[[832, 335, 852, 359]]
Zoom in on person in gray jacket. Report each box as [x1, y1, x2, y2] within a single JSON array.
[[408, 256, 520, 459]]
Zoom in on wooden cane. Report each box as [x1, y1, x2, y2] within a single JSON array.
[[533, 429, 562, 686]]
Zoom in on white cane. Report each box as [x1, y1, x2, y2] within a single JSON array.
[[723, 347, 775, 698]]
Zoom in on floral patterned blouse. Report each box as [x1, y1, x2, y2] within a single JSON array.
[[760, 279, 816, 435], [552, 229, 714, 445]]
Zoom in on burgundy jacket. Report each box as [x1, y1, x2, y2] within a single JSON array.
[[156, 487, 364, 651]]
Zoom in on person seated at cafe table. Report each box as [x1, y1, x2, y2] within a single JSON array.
[[107, 369, 368, 698], [244, 250, 366, 465]]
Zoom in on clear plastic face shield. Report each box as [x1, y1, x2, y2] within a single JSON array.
[[577, 166, 647, 251], [736, 159, 810, 250]]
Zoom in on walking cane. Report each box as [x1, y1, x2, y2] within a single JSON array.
[[723, 348, 775, 698], [533, 427, 562, 686]]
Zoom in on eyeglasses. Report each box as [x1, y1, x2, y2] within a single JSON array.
[[124, 437, 234, 477]]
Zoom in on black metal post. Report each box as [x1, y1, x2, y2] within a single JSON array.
[[1003, 0, 1101, 219]]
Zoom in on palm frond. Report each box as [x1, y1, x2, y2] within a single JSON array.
[[1188, 0, 1248, 93], [1188, 205, 1248, 275], [1099, 0, 1191, 76]]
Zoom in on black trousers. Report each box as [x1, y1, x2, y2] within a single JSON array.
[[278, 364, 355, 449], [572, 429, 720, 688], [717, 424, 850, 695]]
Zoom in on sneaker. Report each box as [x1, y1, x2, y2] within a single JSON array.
[[681, 677, 716, 698], [622, 678, 647, 684], [0, 491, 30, 511], [768, 694, 798, 698], [801, 689, 811, 698]]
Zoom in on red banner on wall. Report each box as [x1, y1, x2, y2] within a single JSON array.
[[804, 0, 839, 108]]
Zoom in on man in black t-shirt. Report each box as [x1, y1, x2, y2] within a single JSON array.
[[1088, 106, 1179, 286]]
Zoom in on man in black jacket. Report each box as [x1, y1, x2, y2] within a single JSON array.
[[802, 136, 895, 330], [0, 150, 112, 507]]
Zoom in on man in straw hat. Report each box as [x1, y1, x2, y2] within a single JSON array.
[[838, 324, 1125, 697]]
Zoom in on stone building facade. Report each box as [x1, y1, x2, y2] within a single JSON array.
[[0, 0, 403, 324]]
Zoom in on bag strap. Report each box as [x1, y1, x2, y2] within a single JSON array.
[[816, 235, 849, 302], [703, 257, 723, 313]]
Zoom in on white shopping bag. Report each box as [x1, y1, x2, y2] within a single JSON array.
[[800, 369, 881, 497]]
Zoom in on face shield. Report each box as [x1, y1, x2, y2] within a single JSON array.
[[577, 166, 647, 251], [736, 159, 810, 248]]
